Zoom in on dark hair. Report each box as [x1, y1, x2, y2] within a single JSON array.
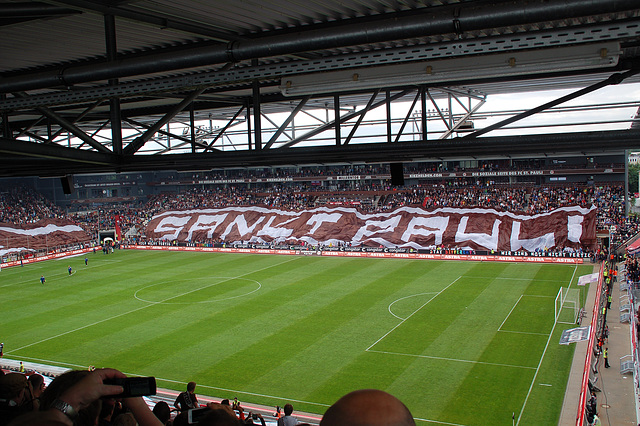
[[284, 403, 293, 416], [197, 407, 242, 426], [28, 374, 44, 390], [153, 400, 171, 424], [187, 381, 196, 392]]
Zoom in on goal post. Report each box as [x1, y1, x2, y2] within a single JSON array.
[[555, 287, 580, 325]]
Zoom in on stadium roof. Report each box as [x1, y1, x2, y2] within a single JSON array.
[[2, 0, 640, 177]]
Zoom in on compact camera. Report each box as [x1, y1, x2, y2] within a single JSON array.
[[103, 377, 157, 398]]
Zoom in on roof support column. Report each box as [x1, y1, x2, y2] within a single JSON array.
[[189, 105, 196, 153], [334, 95, 341, 146], [386, 90, 392, 144], [420, 87, 427, 143], [0, 95, 9, 139], [252, 60, 262, 151], [105, 14, 122, 155]]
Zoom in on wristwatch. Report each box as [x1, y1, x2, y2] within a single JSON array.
[[50, 399, 79, 421]]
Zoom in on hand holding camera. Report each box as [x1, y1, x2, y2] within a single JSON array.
[[103, 376, 157, 398]]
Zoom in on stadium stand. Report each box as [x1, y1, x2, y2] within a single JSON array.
[[0, 166, 637, 262]]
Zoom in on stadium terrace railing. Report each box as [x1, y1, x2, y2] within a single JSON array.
[[576, 263, 604, 426]]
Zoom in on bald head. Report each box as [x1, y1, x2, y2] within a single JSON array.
[[320, 389, 415, 426]]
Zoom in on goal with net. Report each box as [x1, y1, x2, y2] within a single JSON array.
[[555, 287, 580, 324]]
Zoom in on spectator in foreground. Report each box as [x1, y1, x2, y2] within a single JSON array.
[[319, 389, 415, 426], [0, 373, 32, 425], [152, 400, 172, 425], [27, 373, 46, 410]]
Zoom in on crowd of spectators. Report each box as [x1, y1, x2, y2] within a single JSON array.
[[0, 187, 65, 225], [70, 205, 152, 240], [1, 178, 638, 254]]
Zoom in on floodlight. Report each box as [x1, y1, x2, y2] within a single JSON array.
[[280, 43, 621, 96]]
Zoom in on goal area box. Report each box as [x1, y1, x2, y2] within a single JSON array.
[[555, 287, 580, 325]]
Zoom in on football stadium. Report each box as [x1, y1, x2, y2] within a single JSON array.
[[2, 2, 640, 426]]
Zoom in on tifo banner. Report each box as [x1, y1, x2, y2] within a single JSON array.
[[0, 218, 90, 256], [145, 205, 597, 251]]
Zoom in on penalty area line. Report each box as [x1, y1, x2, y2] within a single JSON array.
[[414, 418, 467, 425], [367, 349, 536, 370]]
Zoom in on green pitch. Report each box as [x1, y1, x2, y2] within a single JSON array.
[[1, 250, 592, 425]]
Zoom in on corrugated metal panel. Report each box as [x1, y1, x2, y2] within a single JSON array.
[[2, 0, 637, 76], [0, 11, 198, 73]]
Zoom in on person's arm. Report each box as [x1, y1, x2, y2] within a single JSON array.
[[257, 413, 266, 426], [56, 368, 126, 416], [9, 368, 127, 426]]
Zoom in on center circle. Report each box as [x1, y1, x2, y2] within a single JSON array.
[[134, 276, 261, 304]]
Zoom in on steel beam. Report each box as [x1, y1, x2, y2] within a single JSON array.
[[122, 88, 206, 155], [203, 107, 245, 153], [31, 104, 111, 153], [1, 130, 639, 177], [2, 0, 637, 93], [344, 90, 380, 145], [0, 136, 116, 165], [264, 97, 309, 150], [465, 69, 640, 138], [279, 90, 412, 148]]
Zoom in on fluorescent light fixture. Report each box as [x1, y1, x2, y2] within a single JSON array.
[[280, 42, 620, 96]]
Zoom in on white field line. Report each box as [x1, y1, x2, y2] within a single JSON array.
[[413, 417, 467, 425], [388, 292, 438, 320], [498, 330, 549, 336], [523, 294, 555, 297], [9, 355, 86, 369], [465, 276, 569, 282], [5, 256, 299, 356], [133, 277, 262, 305], [367, 349, 536, 370], [498, 295, 523, 331], [154, 376, 331, 408], [568, 264, 578, 290], [515, 317, 559, 425], [515, 265, 579, 425], [366, 277, 461, 352], [497, 294, 553, 334]]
